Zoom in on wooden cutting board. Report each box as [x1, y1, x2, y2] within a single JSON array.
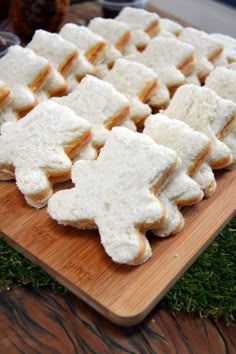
[[0, 170, 235, 326], [0, 2, 236, 326]]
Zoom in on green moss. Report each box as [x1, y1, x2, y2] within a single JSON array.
[[0, 217, 235, 323], [163, 217, 236, 324]]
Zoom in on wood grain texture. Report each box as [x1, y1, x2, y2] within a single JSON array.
[[0, 169, 235, 326], [0, 286, 235, 354]]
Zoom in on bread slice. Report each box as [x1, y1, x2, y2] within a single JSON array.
[[0, 46, 50, 128], [205, 67, 236, 168], [0, 81, 11, 109], [48, 127, 178, 265], [205, 67, 236, 103], [53, 75, 130, 159], [66, 54, 96, 91], [179, 27, 223, 62], [103, 58, 157, 125], [165, 84, 234, 195], [228, 62, 236, 71], [211, 33, 236, 64], [103, 58, 158, 101], [0, 101, 91, 208], [144, 114, 210, 236], [159, 18, 183, 36], [125, 38, 188, 108], [140, 37, 194, 71], [28, 30, 78, 98], [89, 18, 131, 52], [179, 27, 223, 83], [116, 7, 160, 37], [60, 23, 106, 64]]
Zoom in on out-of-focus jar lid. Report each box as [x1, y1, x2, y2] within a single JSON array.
[[0, 31, 20, 58]]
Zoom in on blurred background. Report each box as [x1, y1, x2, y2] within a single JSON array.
[[0, 0, 235, 37], [149, 0, 236, 36]]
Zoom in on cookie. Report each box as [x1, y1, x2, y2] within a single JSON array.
[[165, 84, 233, 196], [60, 23, 106, 64], [0, 101, 91, 208], [0, 45, 50, 128], [48, 127, 178, 265], [53, 75, 130, 160], [144, 114, 210, 236], [103, 58, 157, 125], [28, 30, 78, 98]]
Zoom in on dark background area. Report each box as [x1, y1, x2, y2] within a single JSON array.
[[215, 0, 236, 7]]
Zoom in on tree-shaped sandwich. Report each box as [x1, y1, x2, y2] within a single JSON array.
[[0, 101, 91, 208], [48, 127, 178, 265]]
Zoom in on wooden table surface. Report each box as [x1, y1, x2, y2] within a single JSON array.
[[0, 2, 236, 353]]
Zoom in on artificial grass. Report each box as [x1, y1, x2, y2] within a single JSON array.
[[0, 217, 235, 324]]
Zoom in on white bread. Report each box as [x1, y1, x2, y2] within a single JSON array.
[[179, 28, 223, 82], [48, 126, 178, 265], [0, 100, 91, 208], [211, 33, 236, 63], [27, 30, 78, 98], [165, 84, 233, 167], [96, 44, 122, 68], [184, 56, 214, 82], [28, 30, 77, 73], [205, 67, 236, 103], [228, 62, 236, 71], [0, 81, 11, 109], [0, 46, 49, 109], [165, 84, 234, 195], [192, 163, 216, 198], [147, 83, 170, 110], [129, 97, 151, 126], [159, 18, 183, 36], [125, 38, 186, 101], [126, 38, 189, 80], [60, 23, 106, 64], [103, 58, 158, 100], [212, 52, 228, 67], [103, 58, 156, 125], [179, 27, 223, 61], [53, 75, 130, 158], [126, 29, 150, 52], [185, 73, 201, 86], [66, 54, 96, 90], [116, 7, 160, 37], [144, 114, 210, 235], [88, 17, 130, 51], [0, 46, 50, 128], [139, 37, 194, 70], [205, 67, 236, 168]]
